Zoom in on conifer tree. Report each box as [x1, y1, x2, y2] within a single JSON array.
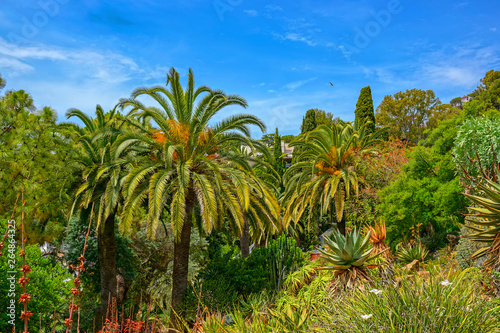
[[292, 109, 317, 164], [273, 128, 286, 182], [355, 86, 375, 135]]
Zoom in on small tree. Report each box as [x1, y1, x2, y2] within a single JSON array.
[[355, 86, 375, 135]]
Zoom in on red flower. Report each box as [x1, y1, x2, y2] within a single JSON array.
[[70, 288, 80, 295], [21, 265, 31, 274], [18, 276, 29, 286], [68, 303, 78, 311], [18, 293, 31, 303], [20, 249, 25, 257], [64, 318, 73, 327], [73, 277, 81, 287], [20, 311, 34, 320]]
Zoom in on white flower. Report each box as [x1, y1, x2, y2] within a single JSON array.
[[441, 280, 452, 286], [369, 289, 383, 295], [361, 314, 373, 320]]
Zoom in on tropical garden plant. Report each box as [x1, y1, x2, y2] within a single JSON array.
[[114, 67, 279, 329], [318, 228, 387, 287], [283, 122, 381, 235]]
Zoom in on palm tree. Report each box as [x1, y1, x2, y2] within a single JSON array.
[[234, 142, 282, 257], [65, 106, 129, 324], [283, 122, 380, 235], [115, 67, 268, 329]]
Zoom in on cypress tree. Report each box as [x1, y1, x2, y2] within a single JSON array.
[[292, 109, 317, 164], [354, 86, 376, 134], [273, 128, 286, 180]]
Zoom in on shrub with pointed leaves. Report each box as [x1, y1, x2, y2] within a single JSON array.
[[463, 179, 500, 268], [319, 228, 386, 286]]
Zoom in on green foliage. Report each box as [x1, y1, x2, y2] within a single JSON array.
[[452, 117, 500, 184], [64, 215, 137, 295], [320, 228, 382, 270], [0, 244, 73, 332], [273, 128, 286, 181], [456, 226, 483, 270], [0, 90, 77, 243], [396, 243, 429, 264], [184, 234, 303, 316], [0, 73, 5, 91], [471, 70, 500, 113], [355, 86, 375, 135], [375, 88, 445, 143], [320, 268, 498, 332], [200, 268, 497, 332], [263, 234, 304, 292], [462, 180, 500, 267], [377, 146, 465, 247]]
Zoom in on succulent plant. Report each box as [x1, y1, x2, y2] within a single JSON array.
[[318, 228, 387, 285], [366, 219, 390, 259], [463, 179, 500, 268], [396, 243, 429, 265]]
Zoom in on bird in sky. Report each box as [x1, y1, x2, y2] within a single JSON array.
[[329, 82, 334, 86]]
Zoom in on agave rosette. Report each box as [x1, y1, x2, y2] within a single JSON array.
[[464, 179, 500, 267], [319, 228, 387, 271]]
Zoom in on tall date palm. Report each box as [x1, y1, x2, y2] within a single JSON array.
[[65, 106, 128, 324], [283, 122, 380, 235], [115, 67, 267, 329]]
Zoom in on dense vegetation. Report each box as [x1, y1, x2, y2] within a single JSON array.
[[1, 68, 500, 332]]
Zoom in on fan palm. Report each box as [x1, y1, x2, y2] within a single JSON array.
[[65, 106, 129, 322], [283, 122, 380, 235], [115, 67, 270, 329]]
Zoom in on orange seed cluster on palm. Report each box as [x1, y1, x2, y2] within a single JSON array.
[[151, 120, 214, 161]]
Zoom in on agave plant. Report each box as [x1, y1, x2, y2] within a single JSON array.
[[463, 179, 500, 268], [319, 228, 387, 286], [396, 243, 429, 265]]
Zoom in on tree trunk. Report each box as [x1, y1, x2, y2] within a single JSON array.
[[169, 202, 194, 331], [240, 219, 250, 258], [338, 214, 346, 236], [96, 212, 117, 329]]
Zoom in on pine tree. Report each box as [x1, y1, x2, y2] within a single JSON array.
[[355, 86, 375, 134]]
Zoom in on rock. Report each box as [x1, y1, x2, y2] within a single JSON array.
[[417, 271, 430, 279], [402, 259, 420, 272]]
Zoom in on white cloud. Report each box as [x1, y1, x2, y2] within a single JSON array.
[[265, 5, 283, 11], [491, 28, 498, 32], [0, 38, 139, 83], [0, 57, 34, 74], [267, 89, 276, 93], [284, 77, 317, 91], [244, 9, 258, 17], [274, 32, 317, 47]]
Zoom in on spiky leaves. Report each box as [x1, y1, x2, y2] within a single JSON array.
[[283, 123, 380, 234], [116, 68, 271, 328], [319, 228, 386, 286], [464, 179, 500, 268]]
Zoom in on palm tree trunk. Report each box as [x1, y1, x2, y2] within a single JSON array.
[[240, 219, 250, 258], [97, 212, 117, 329], [169, 201, 194, 331], [338, 214, 346, 236]]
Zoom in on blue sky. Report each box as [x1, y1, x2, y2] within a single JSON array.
[[0, 0, 499, 136]]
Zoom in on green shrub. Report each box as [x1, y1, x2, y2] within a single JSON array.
[[456, 226, 483, 270], [183, 234, 304, 317], [396, 243, 429, 264], [0, 244, 73, 332], [321, 268, 498, 332]]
